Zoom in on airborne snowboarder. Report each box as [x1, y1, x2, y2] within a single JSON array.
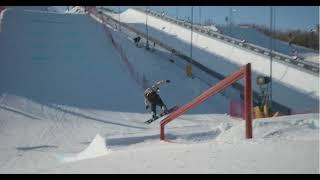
[[144, 80, 170, 120]]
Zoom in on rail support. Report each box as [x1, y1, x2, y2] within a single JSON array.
[[160, 63, 253, 140]]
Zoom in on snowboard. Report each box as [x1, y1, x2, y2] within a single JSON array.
[[144, 106, 179, 124]]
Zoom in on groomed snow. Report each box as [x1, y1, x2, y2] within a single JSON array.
[[0, 6, 318, 174]]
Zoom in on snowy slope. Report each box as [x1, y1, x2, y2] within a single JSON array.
[[0, 8, 148, 113], [0, 7, 318, 174], [106, 9, 319, 113], [0, 7, 144, 172], [43, 113, 319, 174], [0, 7, 227, 173]]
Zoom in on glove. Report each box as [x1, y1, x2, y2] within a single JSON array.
[[146, 105, 149, 110], [166, 80, 170, 83]]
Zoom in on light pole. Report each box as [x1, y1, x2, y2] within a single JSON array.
[[190, 6, 194, 62], [118, 7, 121, 31], [145, 6, 150, 50], [229, 8, 236, 36], [186, 6, 194, 78], [199, 6, 201, 26], [269, 6, 274, 109], [176, 7, 178, 19]]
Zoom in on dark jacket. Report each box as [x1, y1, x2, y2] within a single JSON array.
[[144, 80, 169, 105]]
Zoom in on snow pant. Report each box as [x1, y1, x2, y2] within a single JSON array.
[[147, 95, 167, 116]]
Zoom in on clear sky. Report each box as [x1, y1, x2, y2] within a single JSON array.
[[114, 6, 319, 31]]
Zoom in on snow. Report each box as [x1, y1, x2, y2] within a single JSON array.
[[203, 25, 219, 32], [104, 8, 319, 113], [300, 53, 319, 65], [62, 134, 111, 163], [44, 114, 319, 174], [0, 6, 318, 174]]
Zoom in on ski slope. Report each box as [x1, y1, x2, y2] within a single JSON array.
[[105, 8, 319, 113], [0, 6, 318, 174]]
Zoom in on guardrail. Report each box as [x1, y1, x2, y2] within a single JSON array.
[[132, 7, 319, 75], [97, 8, 292, 115]]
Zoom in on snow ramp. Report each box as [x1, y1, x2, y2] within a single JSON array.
[[61, 134, 111, 163]]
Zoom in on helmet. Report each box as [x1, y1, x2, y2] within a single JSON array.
[[152, 85, 159, 92]]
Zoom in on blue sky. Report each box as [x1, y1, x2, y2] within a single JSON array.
[[113, 6, 319, 31]]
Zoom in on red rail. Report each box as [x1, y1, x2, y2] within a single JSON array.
[[160, 63, 253, 140]]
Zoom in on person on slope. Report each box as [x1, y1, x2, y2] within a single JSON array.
[[133, 36, 141, 46], [144, 80, 170, 119]]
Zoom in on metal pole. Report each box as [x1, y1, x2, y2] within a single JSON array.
[[199, 6, 201, 25], [269, 6, 273, 109], [190, 6, 193, 62], [146, 6, 149, 49], [230, 8, 236, 36], [176, 7, 178, 19], [186, 6, 194, 78], [160, 125, 165, 140], [118, 7, 121, 31], [244, 63, 253, 139], [229, 7, 232, 35]]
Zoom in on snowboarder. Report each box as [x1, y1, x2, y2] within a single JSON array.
[[144, 80, 170, 119]]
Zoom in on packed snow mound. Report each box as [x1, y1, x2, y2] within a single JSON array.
[[215, 113, 319, 142], [62, 134, 111, 163]]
